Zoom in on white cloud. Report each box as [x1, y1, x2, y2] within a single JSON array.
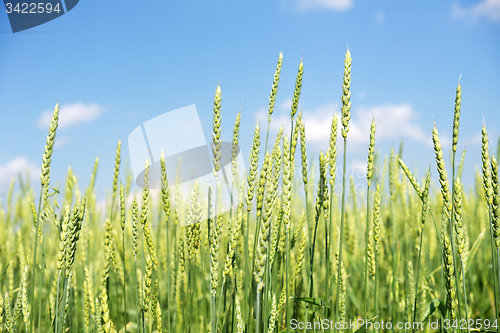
[[463, 132, 482, 146], [266, 103, 338, 144], [54, 136, 71, 148], [255, 107, 268, 124], [289, 0, 353, 12], [374, 11, 386, 24], [38, 102, 105, 130], [451, 0, 500, 22], [261, 102, 432, 151], [354, 104, 429, 145], [0, 157, 39, 188], [279, 98, 292, 111]]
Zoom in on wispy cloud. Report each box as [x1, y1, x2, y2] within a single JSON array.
[[451, 0, 500, 22], [374, 11, 386, 24], [0, 157, 38, 188], [54, 136, 71, 148], [38, 102, 105, 130], [259, 102, 432, 151], [287, 0, 353, 12], [352, 104, 429, 146], [279, 98, 292, 111]]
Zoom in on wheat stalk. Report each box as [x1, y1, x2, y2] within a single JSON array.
[[364, 117, 376, 320], [335, 48, 352, 332]]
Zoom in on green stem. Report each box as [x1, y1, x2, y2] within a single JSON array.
[[59, 275, 68, 333], [189, 259, 193, 333], [488, 211, 500, 333], [38, 221, 47, 332], [244, 211, 250, 332], [141, 228, 146, 333], [324, 199, 329, 316], [30, 186, 44, 333], [334, 138, 348, 333], [328, 180, 334, 318], [122, 231, 127, 332], [285, 118, 295, 333], [373, 248, 378, 333], [216, 270, 227, 332], [255, 291, 261, 333], [263, 222, 273, 333], [250, 214, 263, 308], [134, 258, 140, 333], [497, 248, 500, 330], [165, 215, 171, 333], [450, 152, 463, 324], [213, 185, 218, 333], [460, 258, 470, 333], [363, 185, 371, 320], [114, 272, 119, 331], [309, 209, 321, 301], [54, 271, 61, 333], [285, 228, 291, 333], [412, 225, 424, 333], [304, 190, 312, 331], [391, 186, 397, 332], [211, 293, 216, 333]]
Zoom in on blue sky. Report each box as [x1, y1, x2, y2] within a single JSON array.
[[0, 0, 499, 199]]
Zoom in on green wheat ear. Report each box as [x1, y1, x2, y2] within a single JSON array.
[[41, 102, 60, 186], [88, 157, 99, 192], [160, 151, 171, 218], [255, 153, 276, 292], [256, 152, 271, 219], [452, 80, 461, 153], [328, 113, 338, 187], [119, 183, 125, 230], [291, 111, 301, 170], [341, 49, 352, 139], [131, 197, 139, 259], [112, 140, 121, 201], [283, 135, 292, 229], [291, 60, 304, 120], [212, 84, 222, 176], [432, 125, 451, 216], [458, 147, 466, 180], [299, 120, 308, 193], [143, 255, 153, 313], [399, 158, 422, 199], [21, 266, 29, 333], [0, 292, 4, 329], [155, 300, 163, 333], [247, 122, 261, 212], [491, 156, 500, 247], [442, 226, 457, 320], [141, 159, 157, 268], [421, 168, 431, 226], [315, 152, 327, 223], [454, 177, 465, 256], [231, 111, 241, 182], [83, 265, 94, 333], [481, 124, 493, 207], [373, 183, 381, 252], [268, 52, 283, 123], [268, 294, 278, 333], [367, 117, 376, 187], [235, 281, 243, 333], [368, 230, 375, 277]]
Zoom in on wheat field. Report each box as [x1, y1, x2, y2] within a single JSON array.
[[0, 48, 499, 333]]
